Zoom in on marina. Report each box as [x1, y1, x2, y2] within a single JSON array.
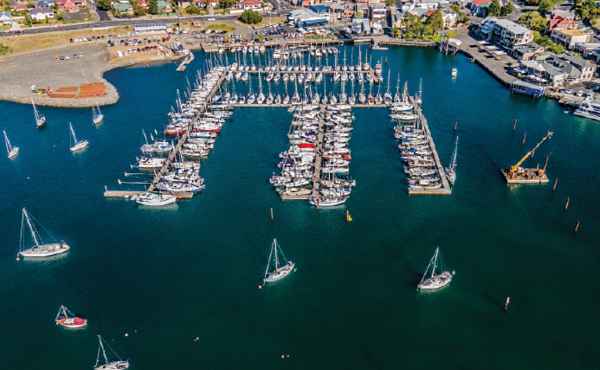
[[2, 44, 599, 370]]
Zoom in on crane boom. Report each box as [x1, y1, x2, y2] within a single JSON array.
[[511, 130, 553, 172]]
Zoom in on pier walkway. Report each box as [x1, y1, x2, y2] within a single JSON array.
[[408, 98, 452, 196], [310, 108, 325, 202]]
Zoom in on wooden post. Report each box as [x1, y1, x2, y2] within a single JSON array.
[[574, 220, 581, 233], [552, 178, 559, 192], [564, 196, 570, 211]]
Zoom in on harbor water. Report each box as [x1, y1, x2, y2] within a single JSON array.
[[1, 46, 600, 370]]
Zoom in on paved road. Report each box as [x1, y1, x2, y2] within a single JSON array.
[[0, 13, 257, 37]]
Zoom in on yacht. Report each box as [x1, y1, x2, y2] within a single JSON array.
[[17, 208, 70, 260], [135, 192, 177, 207], [574, 99, 600, 122]]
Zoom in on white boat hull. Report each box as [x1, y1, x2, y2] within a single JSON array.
[[70, 140, 89, 153], [264, 262, 295, 283], [19, 242, 70, 259], [417, 271, 454, 292], [95, 360, 130, 370], [8, 147, 19, 160]]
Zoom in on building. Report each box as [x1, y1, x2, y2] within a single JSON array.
[[288, 8, 329, 28], [133, 23, 167, 34], [442, 9, 457, 28], [512, 43, 544, 61], [551, 28, 590, 49], [243, 0, 262, 10], [521, 52, 595, 87], [480, 17, 534, 50], [468, 0, 491, 17], [29, 6, 54, 21], [369, 3, 386, 20], [0, 11, 13, 24], [351, 17, 370, 34], [112, 0, 134, 16]]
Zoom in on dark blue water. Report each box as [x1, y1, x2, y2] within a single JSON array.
[[1, 47, 599, 370]]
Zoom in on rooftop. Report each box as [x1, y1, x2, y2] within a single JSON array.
[[484, 17, 531, 35]]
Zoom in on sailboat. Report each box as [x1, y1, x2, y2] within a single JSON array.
[[417, 247, 454, 292], [263, 238, 295, 284], [17, 208, 70, 260], [55, 305, 88, 329], [69, 122, 89, 153], [3, 129, 19, 160], [94, 335, 130, 370], [32, 99, 46, 128], [446, 136, 459, 186], [92, 105, 104, 125]]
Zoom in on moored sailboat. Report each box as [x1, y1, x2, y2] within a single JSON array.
[[417, 247, 454, 292], [32, 99, 46, 128], [3, 129, 19, 160], [55, 305, 87, 329], [263, 238, 295, 284], [446, 136, 458, 186], [135, 191, 177, 207], [92, 105, 104, 125], [94, 335, 130, 370], [17, 208, 70, 260], [69, 122, 89, 153]]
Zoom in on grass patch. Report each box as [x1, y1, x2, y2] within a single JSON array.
[[1, 26, 131, 55], [207, 23, 235, 33], [0, 43, 11, 56]]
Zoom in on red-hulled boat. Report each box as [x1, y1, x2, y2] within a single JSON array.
[[55, 305, 88, 329]]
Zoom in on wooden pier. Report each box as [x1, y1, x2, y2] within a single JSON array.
[[310, 108, 326, 202], [148, 71, 226, 194], [408, 98, 452, 196]]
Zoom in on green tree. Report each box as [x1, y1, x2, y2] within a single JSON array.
[[488, 0, 501, 16], [500, 1, 514, 16], [538, 0, 557, 14], [24, 14, 32, 26], [392, 26, 400, 38], [426, 9, 444, 31], [185, 4, 202, 14], [149, 0, 158, 14], [574, 0, 600, 21], [96, 0, 111, 10], [533, 31, 565, 53], [132, 0, 146, 16], [518, 11, 548, 32], [385, 0, 395, 6], [239, 9, 262, 24], [0, 43, 10, 55], [219, 0, 235, 8]]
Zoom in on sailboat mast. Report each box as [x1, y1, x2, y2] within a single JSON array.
[[264, 240, 275, 278], [3, 130, 11, 152], [450, 136, 459, 170], [274, 239, 280, 269], [431, 248, 439, 278], [69, 122, 77, 143], [98, 336, 109, 365], [23, 208, 40, 247]]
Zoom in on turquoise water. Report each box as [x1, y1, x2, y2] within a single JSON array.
[[1, 47, 600, 370]]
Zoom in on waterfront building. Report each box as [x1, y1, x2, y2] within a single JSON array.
[[551, 28, 590, 50], [111, 0, 134, 16], [468, 0, 491, 17], [288, 8, 329, 27], [512, 43, 544, 62], [520, 52, 595, 87], [369, 3, 387, 21], [479, 17, 534, 50]]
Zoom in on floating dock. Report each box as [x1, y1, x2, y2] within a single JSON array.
[[407, 98, 452, 196]]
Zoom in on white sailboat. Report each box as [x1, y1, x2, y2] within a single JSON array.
[[3, 129, 19, 160], [417, 247, 454, 292], [263, 238, 295, 284], [92, 105, 104, 125], [94, 335, 130, 370], [17, 208, 70, 260], [69, 122, 89, 153], [446, 136, 458, 186], [32, 98, 46, 128], [135, 191, 177, 207]]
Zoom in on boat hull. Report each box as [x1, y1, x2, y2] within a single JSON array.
[[19, 242, 70, 259], [70, 140, 89, 153], [95, 360, 130, 370], [417, 271, 454, 292], [264, 262, 295, 283], [56, 317, 88, 329]]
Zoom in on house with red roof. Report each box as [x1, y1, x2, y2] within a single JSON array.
[[243, 0, 261, 9]]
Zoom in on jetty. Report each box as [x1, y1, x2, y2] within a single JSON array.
[[176, 52, 195, 72], [408, 98, 451, 195]]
